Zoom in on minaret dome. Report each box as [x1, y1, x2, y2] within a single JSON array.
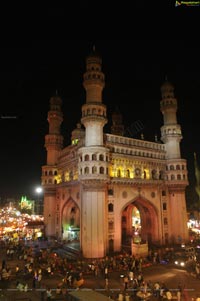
[[160, 80, 175, 99]]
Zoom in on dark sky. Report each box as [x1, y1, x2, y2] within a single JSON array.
[[0, 40, 200, 202]]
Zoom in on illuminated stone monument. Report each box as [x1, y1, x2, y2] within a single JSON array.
[[42, 48, 189, 258]]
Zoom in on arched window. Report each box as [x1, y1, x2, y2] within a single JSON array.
[[163, 203, 167, 210], [117, 169, 121, 177], [108, 203, 114, 212], [135, 168, 141, 177], [99, 154, 104, 161], [85, 167, 89, 174], [159, 171, 164, 180], [171, 174, 175, 180], [92, 166, 97, 174], [100, 166, 104, 174], [152, 169, 157, 180], [85, 154, 90, 161], [170, 165, 174, 170], [108, 189, 113, 195], [92, 154, 97, 160]]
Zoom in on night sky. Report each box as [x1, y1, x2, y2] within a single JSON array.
[[0, 40, 200, 204]]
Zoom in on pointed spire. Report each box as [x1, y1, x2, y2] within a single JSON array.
[[155, 134, 158, 142], [93, 44, 96, 52], [165, 74, 168, 82]]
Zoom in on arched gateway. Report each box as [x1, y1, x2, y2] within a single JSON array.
[[121, 197, 159, 246], [61, 198, 80, 242], [42, 48, 189, 259]]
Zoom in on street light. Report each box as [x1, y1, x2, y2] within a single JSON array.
[[36, 187, 42, 194], [35, 186, 43, 215]]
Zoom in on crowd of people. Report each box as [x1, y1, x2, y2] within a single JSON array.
[[0, 237, 200, 301]]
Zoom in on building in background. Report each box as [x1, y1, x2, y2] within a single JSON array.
[[19, 196, 34, 214], [41, 49, 189, 258]]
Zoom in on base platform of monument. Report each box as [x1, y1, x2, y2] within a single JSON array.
[[132, 242, 148, 257]]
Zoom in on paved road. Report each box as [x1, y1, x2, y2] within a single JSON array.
[[83, 264, 200, 297]]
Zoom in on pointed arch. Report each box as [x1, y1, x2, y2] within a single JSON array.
[[121, 195, 159, 245], [61, 197, 80, 241]]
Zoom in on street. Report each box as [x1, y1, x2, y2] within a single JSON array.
[[83, 263, 200, 298]]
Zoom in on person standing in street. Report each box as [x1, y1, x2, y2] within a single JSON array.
[[46, 287, 52, 300]]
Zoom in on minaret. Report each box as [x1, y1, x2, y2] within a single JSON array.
[[45, 95, 63, 165], [111, 106, 124, 136], [160, 80, 182, 159], [81, 47, 107, 146], [160, 79, 189, 245], [42, 94, 63, 238], [78, 48, 109, 258]]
